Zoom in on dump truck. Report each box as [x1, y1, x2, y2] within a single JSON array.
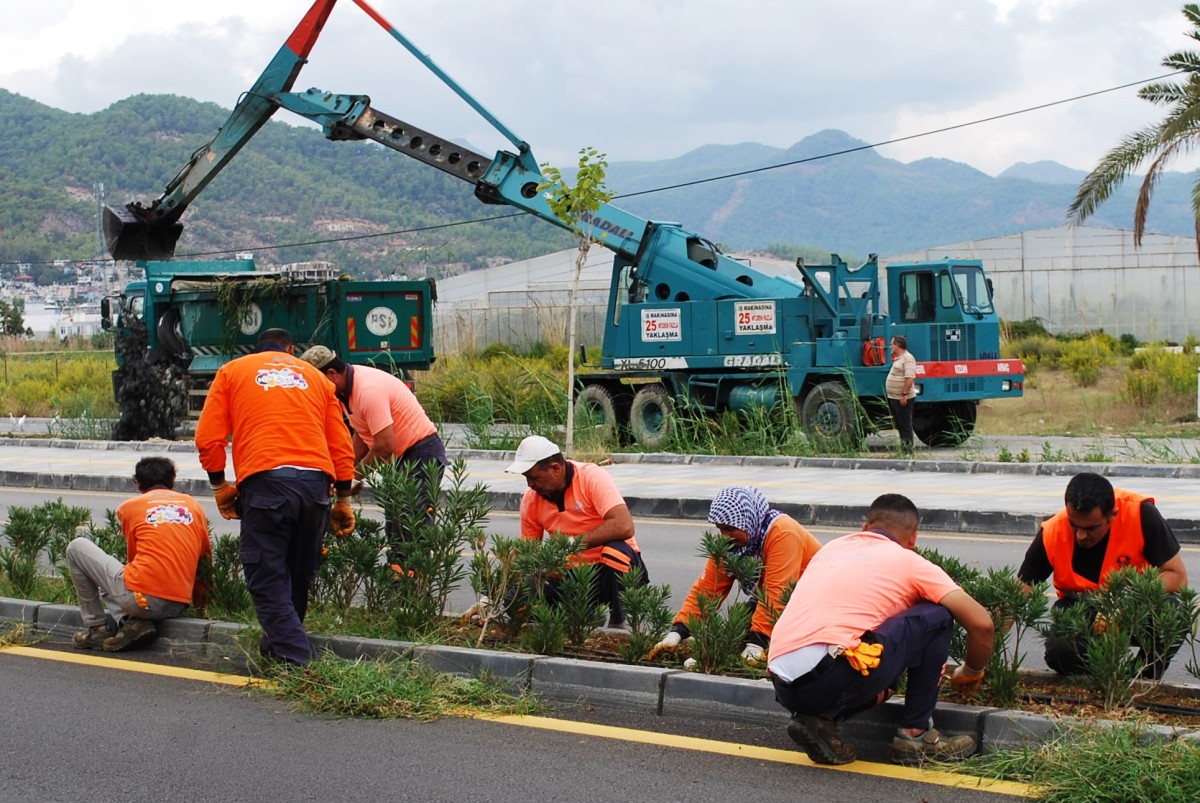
[[103, 0, 1023, 449], [100, 257, 434, 440]]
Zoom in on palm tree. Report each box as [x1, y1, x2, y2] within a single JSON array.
[[1069, 4, 1200, 253]]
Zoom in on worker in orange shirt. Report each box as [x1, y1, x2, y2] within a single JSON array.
[[66, 456, 211, 652], [299, 345, 446, 572], [649, 485, 822, 664], [195, 328, 356, 667]]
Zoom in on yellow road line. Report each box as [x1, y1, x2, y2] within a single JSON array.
[[488, 714, 1034, 797], [0, 645, 268, 688]]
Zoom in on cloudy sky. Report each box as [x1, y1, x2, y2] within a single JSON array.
[[0, 0, 1192, 178]]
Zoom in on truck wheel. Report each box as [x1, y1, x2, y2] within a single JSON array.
[[574, 384, 619, 443], [156, 307, 192, 365], [798, 381, 861, 451], [913, 401, 977, 448], [629, 384, 673, 449]]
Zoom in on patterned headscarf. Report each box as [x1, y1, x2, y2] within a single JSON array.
[[707, 485, 782, 594]]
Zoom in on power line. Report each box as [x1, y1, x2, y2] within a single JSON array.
[[2, 70, 1182, 266]]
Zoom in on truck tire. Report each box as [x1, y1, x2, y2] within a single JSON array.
[[913, 401, 978, 448], [629, 384, 673, 449], [574, 384, 619, 443], [798, 381, 861, 451], [156, 307, 192, 365]]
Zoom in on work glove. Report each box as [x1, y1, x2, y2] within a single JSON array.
[[461, 595, 493, 625], [330, 495, 356, 537], [842, 641, 885, 676], [950, 663, 986, 693], [648, 631, 683, 661], [211, 482, 239, 520], [350, 479, 364, 497], [741, 643, 765, 666]]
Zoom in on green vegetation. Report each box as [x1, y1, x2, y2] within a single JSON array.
[[966, 724, 1200, 802], [266, 654, 538, 721]]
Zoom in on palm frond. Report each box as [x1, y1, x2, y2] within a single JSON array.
[[1183, 3, 1200, 32], [1132, 139, 1182, 244], [1068, 126, 1164, 222], [1190, 183, 1200, 262], [1138, 82, 1190, 105], [1160, 50, 1200, 72]]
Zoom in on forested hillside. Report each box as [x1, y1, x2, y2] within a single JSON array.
[[1, 90, 1194, 280]]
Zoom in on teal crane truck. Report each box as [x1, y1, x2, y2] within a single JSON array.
[[103, 0, 1024, 449]]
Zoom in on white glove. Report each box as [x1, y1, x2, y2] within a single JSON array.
[[461, 595, 493, 625], [741, 643, 765, 665], [648, 631, 682, 660]]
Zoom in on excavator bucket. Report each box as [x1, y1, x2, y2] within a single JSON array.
[[103, 204, 184, 262]]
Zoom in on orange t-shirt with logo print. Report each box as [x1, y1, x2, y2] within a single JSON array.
[[117, 488, 212, 604]]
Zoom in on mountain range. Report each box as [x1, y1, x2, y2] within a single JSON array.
[[0, 89, 1194, 281]]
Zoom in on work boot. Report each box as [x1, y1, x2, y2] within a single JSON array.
[[786, 713, 857, 765], [102, 618, 158, 652], [72, 625, 113, 650], [890, 722, 976, 766]]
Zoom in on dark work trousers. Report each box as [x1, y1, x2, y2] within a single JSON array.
[[384, 434, 448, 569], [238, 468, 331, 666], [1044, 595, 1186, 679], [772, 602, 953, 731], [545, 541, 648, 626], [888, 397, 915, 450]]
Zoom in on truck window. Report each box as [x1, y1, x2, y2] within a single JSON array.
[[128, 293, 145, 320], [952, 265, 995, 314], [899, 272, 936, 322], [939, 272, 956, 309]]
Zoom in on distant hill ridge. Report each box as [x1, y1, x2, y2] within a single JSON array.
[[0, 90, 1192, 279]]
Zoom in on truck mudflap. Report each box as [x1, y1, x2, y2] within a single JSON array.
[[103, 204, 183, 262]]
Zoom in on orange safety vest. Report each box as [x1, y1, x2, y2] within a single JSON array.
[[1041, 489, 1152, 597]]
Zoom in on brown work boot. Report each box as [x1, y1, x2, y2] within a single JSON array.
[[891, 723, 976, 766], [787, 714, 857, 765], [102, 618, 158, 652], [72, 625, 113, 650]]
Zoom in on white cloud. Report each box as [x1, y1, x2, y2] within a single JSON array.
[[1, 0, 1195, 176]]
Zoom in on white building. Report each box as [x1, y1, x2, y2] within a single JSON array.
[[886, 225, 1197, 343]]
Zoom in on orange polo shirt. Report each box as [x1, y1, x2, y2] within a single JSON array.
[[347, 365, 437, 456], [195, 349, 355, 483], [519, 460, 640, 564], [118, 489, 212, 604]]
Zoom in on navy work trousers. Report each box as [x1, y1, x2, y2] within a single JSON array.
[[772, 602, 953, 730], [238, 468, 331, 666]]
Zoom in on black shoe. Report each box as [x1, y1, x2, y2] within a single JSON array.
[[787, 714, 857, 765], [102, 618, 158, 652]]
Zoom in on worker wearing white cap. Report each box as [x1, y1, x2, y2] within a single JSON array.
[[505, 435, 648, 628]]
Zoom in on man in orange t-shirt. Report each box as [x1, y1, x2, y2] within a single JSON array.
[[195, 328, 356, 667], [506, 435, 647, 628], [66, 456, 211, 652], [767, 494, 993, 767]]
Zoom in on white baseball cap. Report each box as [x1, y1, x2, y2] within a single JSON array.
[[505, 435, 563, 474]]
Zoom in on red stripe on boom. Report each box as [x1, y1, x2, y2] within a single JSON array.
[[285, 0, 340, 58]]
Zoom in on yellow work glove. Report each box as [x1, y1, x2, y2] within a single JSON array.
[[461, 595, 493, 625], [843, 641, 884, 675], [330, 495, 356, 537], [211, 482, 239, 520], [950, 663, 986, 693]]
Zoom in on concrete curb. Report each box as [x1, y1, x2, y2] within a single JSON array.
[[6, 597, 1200, 761]]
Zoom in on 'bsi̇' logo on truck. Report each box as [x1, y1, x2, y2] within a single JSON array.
[[578, 211, 635, 241]]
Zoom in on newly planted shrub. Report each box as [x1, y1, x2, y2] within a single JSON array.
[[968, 568, 1050, 706], [522, 601, 567, 656], [558, 562, 607, 647], [616, 566, 673, 663]]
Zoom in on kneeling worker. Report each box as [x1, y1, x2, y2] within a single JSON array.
[[507, 435, 647, 627], [650, 485, 822, 664]]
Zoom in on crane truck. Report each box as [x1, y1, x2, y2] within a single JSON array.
[[103, 0, 1024, 449]]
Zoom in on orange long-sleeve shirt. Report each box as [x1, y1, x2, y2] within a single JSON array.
[[195, 349, 355, 484], [118, 488, 213, 604], [674, 514, 821, 639]]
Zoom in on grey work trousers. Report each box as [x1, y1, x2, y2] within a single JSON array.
[[65, 537, 186, 628]]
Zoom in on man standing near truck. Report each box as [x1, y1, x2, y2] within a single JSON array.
[[887, 335, 918, 454], [196, 328, 357, 667], [300, 346, 447, 574]]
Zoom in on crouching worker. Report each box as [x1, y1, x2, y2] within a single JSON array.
[[507, 435, 648, 628], [650, 486, 821, 665], [66, 457, 212, 652], [768, 494, 994, 766]]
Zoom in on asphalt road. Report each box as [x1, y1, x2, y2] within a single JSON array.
[[4, 486, 1199, 685], [0, 649, 1025, 802]]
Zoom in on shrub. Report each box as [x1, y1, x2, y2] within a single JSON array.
[[1061, 337, 1110, 387], [1124, 369, 1161, 408]]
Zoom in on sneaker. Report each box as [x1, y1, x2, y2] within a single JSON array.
[[72, 626, 112, 650], [786, 713, 857, 765], [102, 618, 158, 653], [891, 725, 976, 766]]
